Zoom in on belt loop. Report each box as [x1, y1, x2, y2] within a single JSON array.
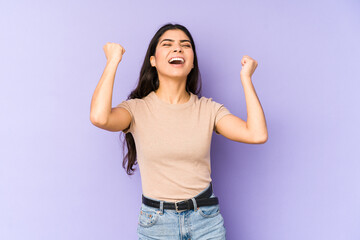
[[191, 197, 197, 212], [159, 200, 164, 215]]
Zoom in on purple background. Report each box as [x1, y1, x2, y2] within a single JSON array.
[[1, 0, 360, 239]]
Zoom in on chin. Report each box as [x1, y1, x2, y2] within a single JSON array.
[[161, 71, 191, 79]]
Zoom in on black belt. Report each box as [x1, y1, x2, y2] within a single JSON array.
[[142, 182, 219, 213]]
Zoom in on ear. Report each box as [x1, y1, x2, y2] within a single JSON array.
[[150, 56, 155, 67]]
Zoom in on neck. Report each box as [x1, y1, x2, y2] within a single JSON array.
[[154, 76, 190, 104]]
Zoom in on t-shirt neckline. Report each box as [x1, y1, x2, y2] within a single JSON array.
[[150, 91, 195, 109]]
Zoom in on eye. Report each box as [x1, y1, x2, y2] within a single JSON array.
[[163, 44, 171, 46], [183, 45, 191, 48]]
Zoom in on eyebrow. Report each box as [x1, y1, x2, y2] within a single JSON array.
[[159, 39, 191, 44]]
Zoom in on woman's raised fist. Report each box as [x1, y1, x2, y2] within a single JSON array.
[[103, 42, 126, 62]]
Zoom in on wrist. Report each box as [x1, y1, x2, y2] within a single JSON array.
[[241, 75, 252, 81], [107, 58, 121, 64]]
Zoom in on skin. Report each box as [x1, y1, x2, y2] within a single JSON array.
[[91, 32, 267, 144], [150, 29, 194, 104], [149, 30, 267, 144], [216, 56, 268, 143]]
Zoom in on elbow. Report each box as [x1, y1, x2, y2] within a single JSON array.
[[261, 134, 268, 143], [253, 133, 268, 144], [90, 114, 107, 127]]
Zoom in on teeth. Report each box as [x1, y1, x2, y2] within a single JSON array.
[[169, 57, 185, 63]]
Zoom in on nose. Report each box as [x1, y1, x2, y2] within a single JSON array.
[[173, 44, 182, 52]]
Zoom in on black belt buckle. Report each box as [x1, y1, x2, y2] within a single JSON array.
[[174, 200, 189, 213]]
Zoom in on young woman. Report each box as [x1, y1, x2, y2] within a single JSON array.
[[90, 23, 267, 239]]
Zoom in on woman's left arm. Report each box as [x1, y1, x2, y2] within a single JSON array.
[[215, 55, 268, 144]]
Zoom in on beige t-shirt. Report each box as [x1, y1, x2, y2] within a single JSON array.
[[116, 90, 231, 202]]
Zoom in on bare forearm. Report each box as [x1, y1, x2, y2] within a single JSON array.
[[90, 59, 120, 124], [241, 76, 268, 141]]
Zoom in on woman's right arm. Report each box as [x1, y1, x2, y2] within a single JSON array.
[[90, 43, 131, 132]]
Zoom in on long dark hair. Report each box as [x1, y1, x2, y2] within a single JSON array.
[[120, 23, 202, 175]]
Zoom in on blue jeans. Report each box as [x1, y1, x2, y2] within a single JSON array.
[[137, 184, 227, 239]]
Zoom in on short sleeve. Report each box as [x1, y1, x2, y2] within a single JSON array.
[[212, 100, 232, 135], [115, 99, 135, 134]]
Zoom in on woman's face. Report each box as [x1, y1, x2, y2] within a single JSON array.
[[150, 29, 194, 80]]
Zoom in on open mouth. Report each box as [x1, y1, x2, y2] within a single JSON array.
[[168, 57, 185, 65]]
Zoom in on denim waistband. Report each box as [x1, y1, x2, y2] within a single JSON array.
[[142, 182, 214, 214]]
